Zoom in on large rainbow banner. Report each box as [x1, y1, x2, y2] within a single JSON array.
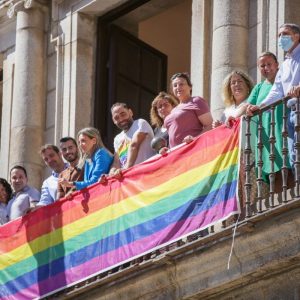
[[0, 120, 240, 299]]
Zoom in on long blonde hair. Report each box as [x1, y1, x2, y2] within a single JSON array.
[[77, 127, 111, 169], [222, 70, 253, 107]]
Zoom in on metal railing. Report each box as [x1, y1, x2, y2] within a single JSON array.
[[244, 96, 299, 218]]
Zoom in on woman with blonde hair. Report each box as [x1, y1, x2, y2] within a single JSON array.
[[213, 70, 261, 217], [150, 91, 178, 152], [59, 127, 113, 191], [213, 70, 253, 127]]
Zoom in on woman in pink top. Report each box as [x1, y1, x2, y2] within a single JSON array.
[[164, 73, 213, 148]]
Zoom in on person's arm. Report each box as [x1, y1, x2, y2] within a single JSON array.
[[260, 68, 284, 106], [182, 112, 213, 144], [198, 112, 213, 133], [56, 174, 65, 199], [26, 189, 40, 212], [108, 153, 123, 179], [230, 103, 249, 118], [124, 131, 147, 169], [212, 120, 223, 129], [37, 181, 54, 206], [109, 153, 121, 174], [75, 149, 113, 190]]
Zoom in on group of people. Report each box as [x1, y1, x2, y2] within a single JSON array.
[[0, 128, 114, 225], [0, 22, 299, 225]]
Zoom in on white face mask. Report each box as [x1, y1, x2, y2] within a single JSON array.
[[278, 35, 294, 51]]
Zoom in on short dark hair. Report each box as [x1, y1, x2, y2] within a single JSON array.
[[111, 102, 130, 113], [170, 72, 193, 87], [39, 144, 60, 155], [280, 23, 300, 35], [0, 178, 12, 203], [59, 136, 77, 147], [258, 51, 278, 63], [10, 165, 27, 178]]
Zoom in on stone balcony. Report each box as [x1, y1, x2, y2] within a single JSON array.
[[50, 191, 300, 300]]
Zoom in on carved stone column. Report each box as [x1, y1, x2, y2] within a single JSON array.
[[210, 0, 249, 119], [8, 0, 46, 188]]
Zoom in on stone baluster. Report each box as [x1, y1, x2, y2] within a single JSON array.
[[294, 97, 300, 197], [281, 99, 289, 203], [268, 106, 276, 207], [256, 112, 263, 213], [244, 116, 252, 217]]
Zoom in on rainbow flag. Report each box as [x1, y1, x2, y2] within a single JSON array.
[[0, 120, 240, 299]]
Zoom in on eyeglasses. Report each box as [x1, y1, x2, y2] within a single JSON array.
[[157, 101, 171, 110]]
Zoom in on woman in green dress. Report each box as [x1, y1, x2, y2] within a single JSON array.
[[247, 52, 289, 185]]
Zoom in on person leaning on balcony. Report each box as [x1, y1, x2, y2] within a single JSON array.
[[109, 102, 155, 177], [248, 52, 293, 192], [223, 53, 290, 193], [164, 72, 213, 148], [247, 23, 300, 170], [213, 70, 263, 216], [59, 127, 113, 191], [37, 144, 67, 207], [57, 137, 84, 199], [7, 166, 40, 221], [150, 91, 178, 153], [213, 70, 253, 126], [0, 178, 12, 225]]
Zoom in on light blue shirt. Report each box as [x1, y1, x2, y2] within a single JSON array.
[[261, 43, 300, 106], [0, 203, 7, 225], [38, 164, 68, 206], [6, 185, 40, 221]]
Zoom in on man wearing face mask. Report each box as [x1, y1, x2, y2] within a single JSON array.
[[247, 23, 300, 167]]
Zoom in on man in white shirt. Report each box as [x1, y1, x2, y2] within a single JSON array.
[[247, 23, 300, 167], [110, 102, 155, 174]]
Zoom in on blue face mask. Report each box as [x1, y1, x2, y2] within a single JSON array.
[[278, 35, 294, 51]]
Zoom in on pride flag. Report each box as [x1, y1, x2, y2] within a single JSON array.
[[0, 120, 240, 299]]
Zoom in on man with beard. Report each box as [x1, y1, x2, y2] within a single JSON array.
[[38, 144, 67, 206], [110, 102, 155, 174], [57, 137, 84, 199]]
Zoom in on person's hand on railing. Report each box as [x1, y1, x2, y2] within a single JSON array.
[[98, 174, 108, 184], [183, 135, 194, 144], [109, 167, 123, 180], [212, 120, 223, 128], [225, 116, 235, 128], [246, 104, 260, 116], [288, 85, 300, 98], [159, 147, 169, 156]]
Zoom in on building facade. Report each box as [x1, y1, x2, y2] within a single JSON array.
[[0, 0, 299, 189]]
